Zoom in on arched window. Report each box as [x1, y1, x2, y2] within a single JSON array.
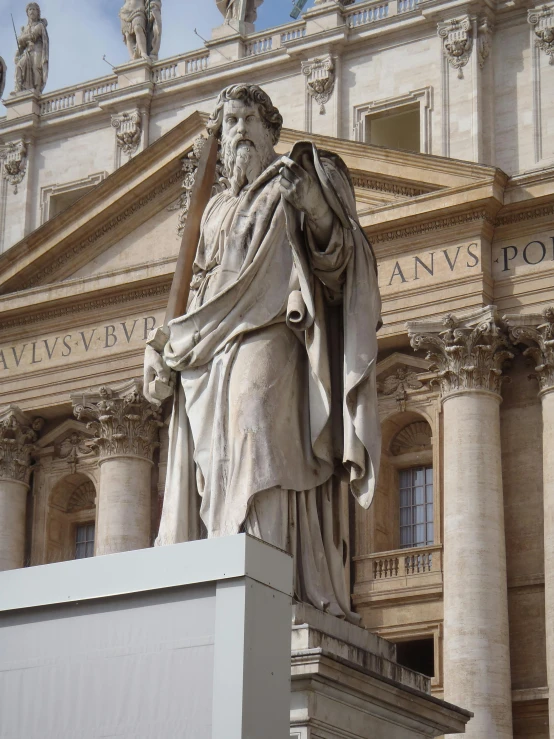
[[47, 473, 97, 562], [391, 421, 433, 549]]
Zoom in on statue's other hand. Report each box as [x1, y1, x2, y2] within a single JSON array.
[[143, 344, 173, 405]]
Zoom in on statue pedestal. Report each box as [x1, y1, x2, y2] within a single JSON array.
[[291, 602, 472, 738], [4, 90, 41, 121]]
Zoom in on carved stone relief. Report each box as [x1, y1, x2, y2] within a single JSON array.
[[112, 110, 142, 158], [66, 479, 96, 512], [168, 136, 223, 237], [302, 55, 335, 114], [478, 19, 493, 69], [58, 431, 95, 473], [506, 306, 554, 392], [0, 406, 44, 484], [72, 379, 163, 461], [378, 368, 423, 412], [528, 5, 554, 65], [0, 141, 28, 194], [408, 307, 513, 397], [391, 421, 432, 456], [438, 16, 473, 79]]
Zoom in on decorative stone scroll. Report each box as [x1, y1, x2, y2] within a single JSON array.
[[505, 307, 554, 393], [0, 141, 28, 194], [438, 16, 473, 79], [0, 406, 44, 484], [302, 55, 335, 114], [528, 5, 554, 65], [72, 379, 163, 461], [407, 306, 513, 397], [111, 110, 142, 158]]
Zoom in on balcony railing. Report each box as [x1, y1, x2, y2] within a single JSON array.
[[353, 545, 443, 603]]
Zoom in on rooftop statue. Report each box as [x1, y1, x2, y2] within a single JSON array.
[[14, 3, 49, 95], [216, 0, 264, 25], [144, 84, 381, 622], [119, 0, 162, 62]]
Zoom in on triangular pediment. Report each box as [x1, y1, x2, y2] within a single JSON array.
[[0, 115, 501, 316]]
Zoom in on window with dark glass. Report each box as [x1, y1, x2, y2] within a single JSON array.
[[399, 466, 433, 548], [75, 522, 95, 559]]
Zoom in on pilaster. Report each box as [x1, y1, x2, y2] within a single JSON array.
[[506, 307, 554, 738]]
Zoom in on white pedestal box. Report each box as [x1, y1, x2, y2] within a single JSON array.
[[0, 534, 293, 739]]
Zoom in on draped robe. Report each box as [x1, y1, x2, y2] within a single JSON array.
[[156, 144, 381, 621]]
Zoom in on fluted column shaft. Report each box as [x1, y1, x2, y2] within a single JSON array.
[[72, 380, 162, 556], [508, 308, 554, 737], [0, 407, 42, 570], [409, 307, 513, 739]]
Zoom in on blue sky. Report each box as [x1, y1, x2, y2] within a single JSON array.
[[0, 0, 319, 112]]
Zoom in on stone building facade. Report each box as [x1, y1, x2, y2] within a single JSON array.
[[1, 0, 554, 736]]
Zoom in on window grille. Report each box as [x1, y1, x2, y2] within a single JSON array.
[[75, 522, 95, 559], [399, 466, 433, 548]]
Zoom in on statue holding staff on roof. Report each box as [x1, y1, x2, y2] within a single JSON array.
[[14, 3, 49, 95]]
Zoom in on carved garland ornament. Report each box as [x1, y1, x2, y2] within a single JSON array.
[[0, 141, 28, 194], [302, 55, 335, 115], [507, 307, 554, 392], [408, 309, 513, 397], [72, 380, 163, 461], [528, 5, 554, 65], [0, 407, 44, 484], [111, 110, 143, 157], [438, 17, 473, 79]]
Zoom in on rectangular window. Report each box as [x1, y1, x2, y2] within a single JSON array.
[[366, 104, 420, 153], [75, 523, 95, 559], [399, 466, 433, 548]]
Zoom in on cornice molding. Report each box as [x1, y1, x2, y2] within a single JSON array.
[[0, 283, 169, 333], [369, 208, 494, 244]]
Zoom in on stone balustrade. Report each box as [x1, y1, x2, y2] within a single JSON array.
[[356, 544, 443, 584]]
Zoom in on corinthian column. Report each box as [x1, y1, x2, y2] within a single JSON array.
[[507, 308, 554, 738], [0, 407, 43, 570], [72, 380, 162, 556], [408, 306, 513, 739]]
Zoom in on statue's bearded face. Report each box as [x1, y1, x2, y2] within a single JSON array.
[[27, 5, 39, 21], [220, 99, 276, 196]]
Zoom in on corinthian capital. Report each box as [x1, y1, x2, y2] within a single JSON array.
[[407, 306, 513, 397], [71, 379, 163, 461], [505, 307, 554, 394], [0, 406, 44, 484]]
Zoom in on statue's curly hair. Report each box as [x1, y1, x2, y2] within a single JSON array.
[[206, 84, 283, 145]]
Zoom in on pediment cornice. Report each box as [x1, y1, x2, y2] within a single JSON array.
[[0, 115, 510, 302]]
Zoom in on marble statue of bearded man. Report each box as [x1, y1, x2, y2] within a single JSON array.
[[145, 84, 381, 622]]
